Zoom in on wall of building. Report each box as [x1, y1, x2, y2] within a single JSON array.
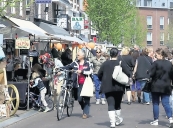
[[138, 8, 168, 50], [137, 0, 173, 8]]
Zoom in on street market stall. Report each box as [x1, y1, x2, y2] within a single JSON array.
[[1, 16, 86, 112]]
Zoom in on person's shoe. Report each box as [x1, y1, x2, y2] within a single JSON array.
[[101, 98, 106, 105], [169, 118, 173, 128], [82, 114, 88, 119], [150, 120, 158, 126], [138, 97, 141, 103], [38, 108, 43, 112], [145, 102, 150, 105], [127, 102, 131, 105], [115, 110, 123, 126], [96, 99, 100, 105], [44, 107, 50, 112]]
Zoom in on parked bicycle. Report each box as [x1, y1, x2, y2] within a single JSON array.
[[55, 68, 74, 121], [19, 88, 54, 112]]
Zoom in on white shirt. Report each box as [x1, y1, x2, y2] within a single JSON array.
[[54, 58, 65, 81]]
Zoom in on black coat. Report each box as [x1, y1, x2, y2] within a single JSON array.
[[98, 60, 125, 94], [149, 60, 173, 95], [118, 55, 135, 77], [135, 55, 152, 80]]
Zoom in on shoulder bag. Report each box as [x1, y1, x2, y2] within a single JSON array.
[[80, 75, 94, 97], [112, 61, 129, 85]]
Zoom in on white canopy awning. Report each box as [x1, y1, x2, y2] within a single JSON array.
[[53, 35, 85, 44], [3, 16, 50, 38], [3, 16, 85, 44]]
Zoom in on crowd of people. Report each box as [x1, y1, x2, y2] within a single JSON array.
[[29, 43, 173, 128]]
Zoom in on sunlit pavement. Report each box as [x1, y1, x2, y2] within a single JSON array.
[[3, 97, 171, 128]]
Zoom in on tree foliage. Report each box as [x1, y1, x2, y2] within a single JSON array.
[[165, 22, 173, 48], [0, 0, 33, 17], [86, 0, 146, 46]]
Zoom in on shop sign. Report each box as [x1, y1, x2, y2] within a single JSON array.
[[15, 38, 30, 49], [35, 0, 52, 3], [71, 17, 84, 30]]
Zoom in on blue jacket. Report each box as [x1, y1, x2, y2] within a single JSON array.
[[62, 59, 92, 88]]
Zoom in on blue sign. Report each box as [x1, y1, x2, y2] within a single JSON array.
[[35, 0, 52, 3]]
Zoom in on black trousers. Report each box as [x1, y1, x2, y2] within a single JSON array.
[[105, 91, 124, 111]]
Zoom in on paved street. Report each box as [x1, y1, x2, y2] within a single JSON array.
[[2, 97, 171, 128]]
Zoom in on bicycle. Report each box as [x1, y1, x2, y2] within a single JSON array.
[[55, 68, 74, 121], [19, 88, 54, 112]]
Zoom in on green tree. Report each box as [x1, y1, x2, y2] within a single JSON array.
[[0, 0, 33, 17], [165, 22, 173, 48], [86, 0, 145, 46], [123, 10, 147, 47]]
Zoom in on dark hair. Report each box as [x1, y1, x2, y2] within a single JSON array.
[[132, 50, 139, 60], [129, 49, 134, 55], [156, 48, 168, 59], [110, 48, 118, 58], [31, 63, 43, 72]]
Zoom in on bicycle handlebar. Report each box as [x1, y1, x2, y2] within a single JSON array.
[[54, 68, 77, 73]]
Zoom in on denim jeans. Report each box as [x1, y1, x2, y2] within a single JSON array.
[[78, 85, 90, 115], [92, 74, 105, 99], [138, 80, 150, 103], [170, 91, 173, 112], [152, 92, 172, 120]]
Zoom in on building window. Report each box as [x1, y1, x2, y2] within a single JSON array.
[[160, 32, 164, 45], [144, 0, 152, 7], [160, 16, 164, 30], [147, 32, 152, 45], [137, 0, 141, 6], [170, 2, 173, 8], [147, 16, 152, 29], [1, 0, 6, 12], [19, 1, 23, 16], [11, 2, 15, 14], [26, 0, 30, 7]]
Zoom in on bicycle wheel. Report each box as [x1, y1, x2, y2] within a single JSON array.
[[18, 100, 27, 109], [6, 84, 20, 116], [67, 91, 74, 117], [46, 97, 54, 111], [57, 90, 66, 121]]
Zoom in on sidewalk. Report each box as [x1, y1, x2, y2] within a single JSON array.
[[0, 109, 38, 128], [4, 98, 171, 128]]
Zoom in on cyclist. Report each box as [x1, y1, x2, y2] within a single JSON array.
[[61, 49, 92, 119]]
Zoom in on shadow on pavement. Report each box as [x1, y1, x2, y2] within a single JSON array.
[[95, 121, 125, 127], [138, 119, 169, 127]]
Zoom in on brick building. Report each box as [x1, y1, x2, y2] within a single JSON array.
[[136, 0, 173, 50]]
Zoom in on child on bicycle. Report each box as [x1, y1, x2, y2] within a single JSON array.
[[30, 72, 50, 112]]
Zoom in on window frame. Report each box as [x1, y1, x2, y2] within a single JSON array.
[[147, 16, 152, 29], [160, 16, 164, 30], [147, 32, 152, 45], [160, 32, 164, 46]]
